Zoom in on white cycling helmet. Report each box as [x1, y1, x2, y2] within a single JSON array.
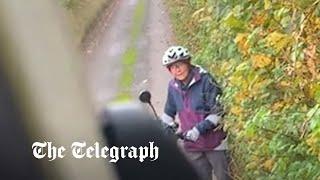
[[162, 46, 191, 66]]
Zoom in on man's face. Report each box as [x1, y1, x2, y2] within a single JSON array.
[[167, 61, 190, 81]]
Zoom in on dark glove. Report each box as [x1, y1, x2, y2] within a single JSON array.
[[161, 121, 178, 136]]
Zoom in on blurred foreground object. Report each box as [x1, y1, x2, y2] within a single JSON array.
[[0, 0, 201, 180], [101, 103, 201, 180], [0, 0, 115, 179]]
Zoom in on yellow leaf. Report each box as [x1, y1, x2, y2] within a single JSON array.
[[251, 13, 266, 26], [192, 7, 205, 19], [236, 61, 250, 71], [218, 61, 232, 75], [271, 101, 286, 111], [229, 75, 249, 89], [264, 0, 271, 9], [306, 133, 320, 156], [308, 83, 320, 103], [207, 6, 213, 14], [235, 91, 249, 104], [263, 159, 274, 172], [224, 12, 244, 30], [295, 61, 303, 69], [235, 33, 249, 55], [250, 79, 269, 95], [251, 54, 272, 68], [230, 106, 244, 116], [266, 32, 292, 52], [279, 80, 291, 87], [228, 75, 243, 86], [234, 33, 247, 44], [198, 16, 212, 23], [314, 17, 320, 31], [246, 162, 257, 170]]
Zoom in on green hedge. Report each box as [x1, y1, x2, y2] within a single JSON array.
[[166, 0, 320, 179]]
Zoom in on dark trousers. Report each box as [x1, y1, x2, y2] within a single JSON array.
[[183, 150, 231, 180]]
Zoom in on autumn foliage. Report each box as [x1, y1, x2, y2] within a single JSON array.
[[167, 0, 320, 179]]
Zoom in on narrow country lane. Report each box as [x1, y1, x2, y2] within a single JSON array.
[[85, 0, 173, 113]]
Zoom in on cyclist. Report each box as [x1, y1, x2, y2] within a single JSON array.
[[160, 45, 230, 180]]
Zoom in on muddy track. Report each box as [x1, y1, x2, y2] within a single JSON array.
[[84, 0, 173, 113]]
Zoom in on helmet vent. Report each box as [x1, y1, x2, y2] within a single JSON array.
[[169, 52, 176, 59]]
